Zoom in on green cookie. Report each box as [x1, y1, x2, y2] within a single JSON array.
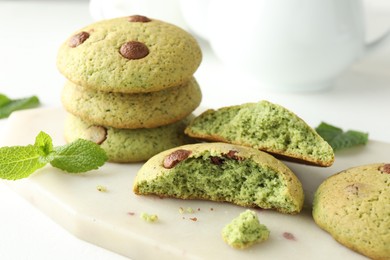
[[313, 163, 390, 260], [61, 77, 201, 129], [64, 113, 195, 163], [57, 15, 202, 93], [185, 100, 334, 167], [133, 142, 304, 214]]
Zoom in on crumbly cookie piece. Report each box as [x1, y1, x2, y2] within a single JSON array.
[[61, 77, 202, 129], [64, 113, 195, 163], [313, 163, 390, 259], [133, 142, 304, 214], [222, 210, 270, 249], [185, 100, 334, 167], [57, 15, 202, 93]]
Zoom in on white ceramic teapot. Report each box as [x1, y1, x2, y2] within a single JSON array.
[[89, 0, 187, 29], [181, 0, 385, 91]]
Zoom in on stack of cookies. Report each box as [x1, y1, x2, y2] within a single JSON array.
[[56, 15, 202, 162]]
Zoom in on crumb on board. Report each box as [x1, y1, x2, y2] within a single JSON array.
[[186, 207, 195, 213], [141, 212, 158, 223], [178, 206, 200, 221], [222, 210, 270, 249], [283, 232, 296, 241], [96, 185, 107, 192], [178, 206, 195, 214]]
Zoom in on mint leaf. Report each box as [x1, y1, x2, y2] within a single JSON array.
[[34, 131, 53, 156], [0, 94, 11, 107], [0, 145, 47, 180], [315, 122, 368, 151], [315, 122, 343, 142], [0, 132, 108, 180], [0, 94, 40, 119], [50, 139, 108, 173]]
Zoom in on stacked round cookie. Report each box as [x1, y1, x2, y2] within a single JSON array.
[[57, 15, 202, 162]]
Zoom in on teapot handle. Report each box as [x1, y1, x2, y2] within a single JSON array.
[[364, 1, 390, 51]]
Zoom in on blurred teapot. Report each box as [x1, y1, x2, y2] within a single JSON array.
[[89, 0, 188, 29], [181, 0, 368, 91]]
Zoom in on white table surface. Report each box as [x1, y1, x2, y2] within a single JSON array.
[[0, 0, 389, 259]]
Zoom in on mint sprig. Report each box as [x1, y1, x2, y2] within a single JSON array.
[[0, 94, 40, 119], [51, 139, 108, 173], [0, 131, 108, 180], [315, 122, 369, 151]]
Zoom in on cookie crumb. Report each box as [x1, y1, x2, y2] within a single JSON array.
[[222, 210, 269, 249], [283, 232, 296, 241], [141, 212, 158, 223], [179, 206, 196, 214], [96, 185, 107, 192]]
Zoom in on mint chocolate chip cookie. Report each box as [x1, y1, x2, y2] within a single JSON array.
[[57, 15, 202, 93], [133, 142, 304, 214], [64, 113, 195, 163], [313, 163, 390, 259], [185, 100, 334, 167], [61, 77, 201, 129]]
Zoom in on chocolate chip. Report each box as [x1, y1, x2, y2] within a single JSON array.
[[119, 41, 149, 60], [223, 150, 242, 161], [379, 164, 390, 174], [210, 156, 224, 165], [163, 149, 191, 169], [345, 184, 359, 195], [86, 126, 107, 145], [68, 31, 90, 48], [128, 15, 151, 23]]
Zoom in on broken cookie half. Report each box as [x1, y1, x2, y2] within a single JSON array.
[[185, 100, 334, 167], [133, 142, 304, 214]]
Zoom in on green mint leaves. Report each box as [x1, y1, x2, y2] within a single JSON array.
[[0, 145, 48, 180], [315, 122, 369, 152], [0, 131, 108, 180], [51, 139, 108, 173], [0, 94, 40, 119]]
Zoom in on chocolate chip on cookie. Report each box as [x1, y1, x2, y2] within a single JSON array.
[[379, 163, 390, 174], [69, 31, 90, 48], [128, 15, 151, 23], [210, 156, 224, 165], [163, 149, 191, 169], [223, 150, 242, 161], [120, 41, 149, 60], [86, 125, 107, 145]]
